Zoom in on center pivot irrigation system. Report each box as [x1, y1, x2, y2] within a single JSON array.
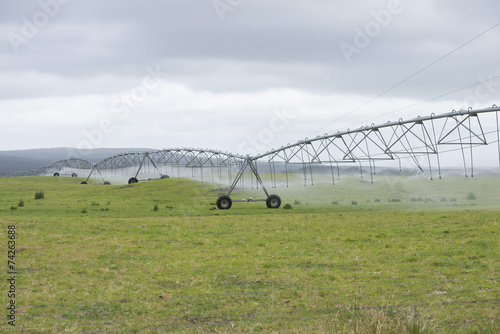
[[18, 105, 500, 210]]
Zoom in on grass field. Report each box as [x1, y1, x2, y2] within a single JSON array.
[[0, 175, 499, 333]]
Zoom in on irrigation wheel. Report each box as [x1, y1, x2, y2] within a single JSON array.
[[216, 195, 232, 210], [266, 194, 281, 209]]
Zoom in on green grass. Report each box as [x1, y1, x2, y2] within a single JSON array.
[[0, 175, 498, 333]]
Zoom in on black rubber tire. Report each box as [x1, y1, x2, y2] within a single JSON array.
[[104, 181, 111, 185], [160, 174, 170, 179], [128, 177, 139, 184], [216, 195, 232, 210], [71, 173, 78, 177], [266, 194, 281, 209], [81, 181, 87, 184], [54, 172, 60, 177]]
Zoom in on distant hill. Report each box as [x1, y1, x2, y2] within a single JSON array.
[[0, 147, 153, 176]]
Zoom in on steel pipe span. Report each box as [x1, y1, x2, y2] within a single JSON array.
[[254, 105, 500, 161], [13, 105, 500, 209], [83, 148, 247, 184], [35, 157, 95, 178], [216, 105, 500, 209], [92, 148, 246, 170]]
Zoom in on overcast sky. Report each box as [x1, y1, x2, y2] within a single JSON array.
[[1, 0, 499, 157]]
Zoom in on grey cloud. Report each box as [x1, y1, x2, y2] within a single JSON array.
[[2, 0, 497, 99], [1, 0, 500, 151]]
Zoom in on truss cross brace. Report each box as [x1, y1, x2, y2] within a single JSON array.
[[134, 152, 162, 178], [226, 157, 269, 198]]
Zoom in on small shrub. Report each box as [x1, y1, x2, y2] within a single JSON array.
[[466, 192, 476, 200], [440, 197, 447, 202], [450, 198, 457, 202], [91, 201, 99, 206], [331, 201, 339, 205], [10, 206, 17, 211], [293, 199, 302, 205], [34, 191, 45, 200], [374, 198, 381, 203], [388, 198, 401, 203], [351, 201, 358, 205], [283, 203, 293, 210], [18, 199, 24, 207], [81, 208, 87, 214], [153, 204, 159, 211]]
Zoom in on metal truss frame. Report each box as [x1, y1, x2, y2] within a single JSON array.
[[83, 148, 246, 184], [214, 105, 500, 208], [41, 157, 95, 177], [13, 105, 500, 209], [250, 106, 500, 180]]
